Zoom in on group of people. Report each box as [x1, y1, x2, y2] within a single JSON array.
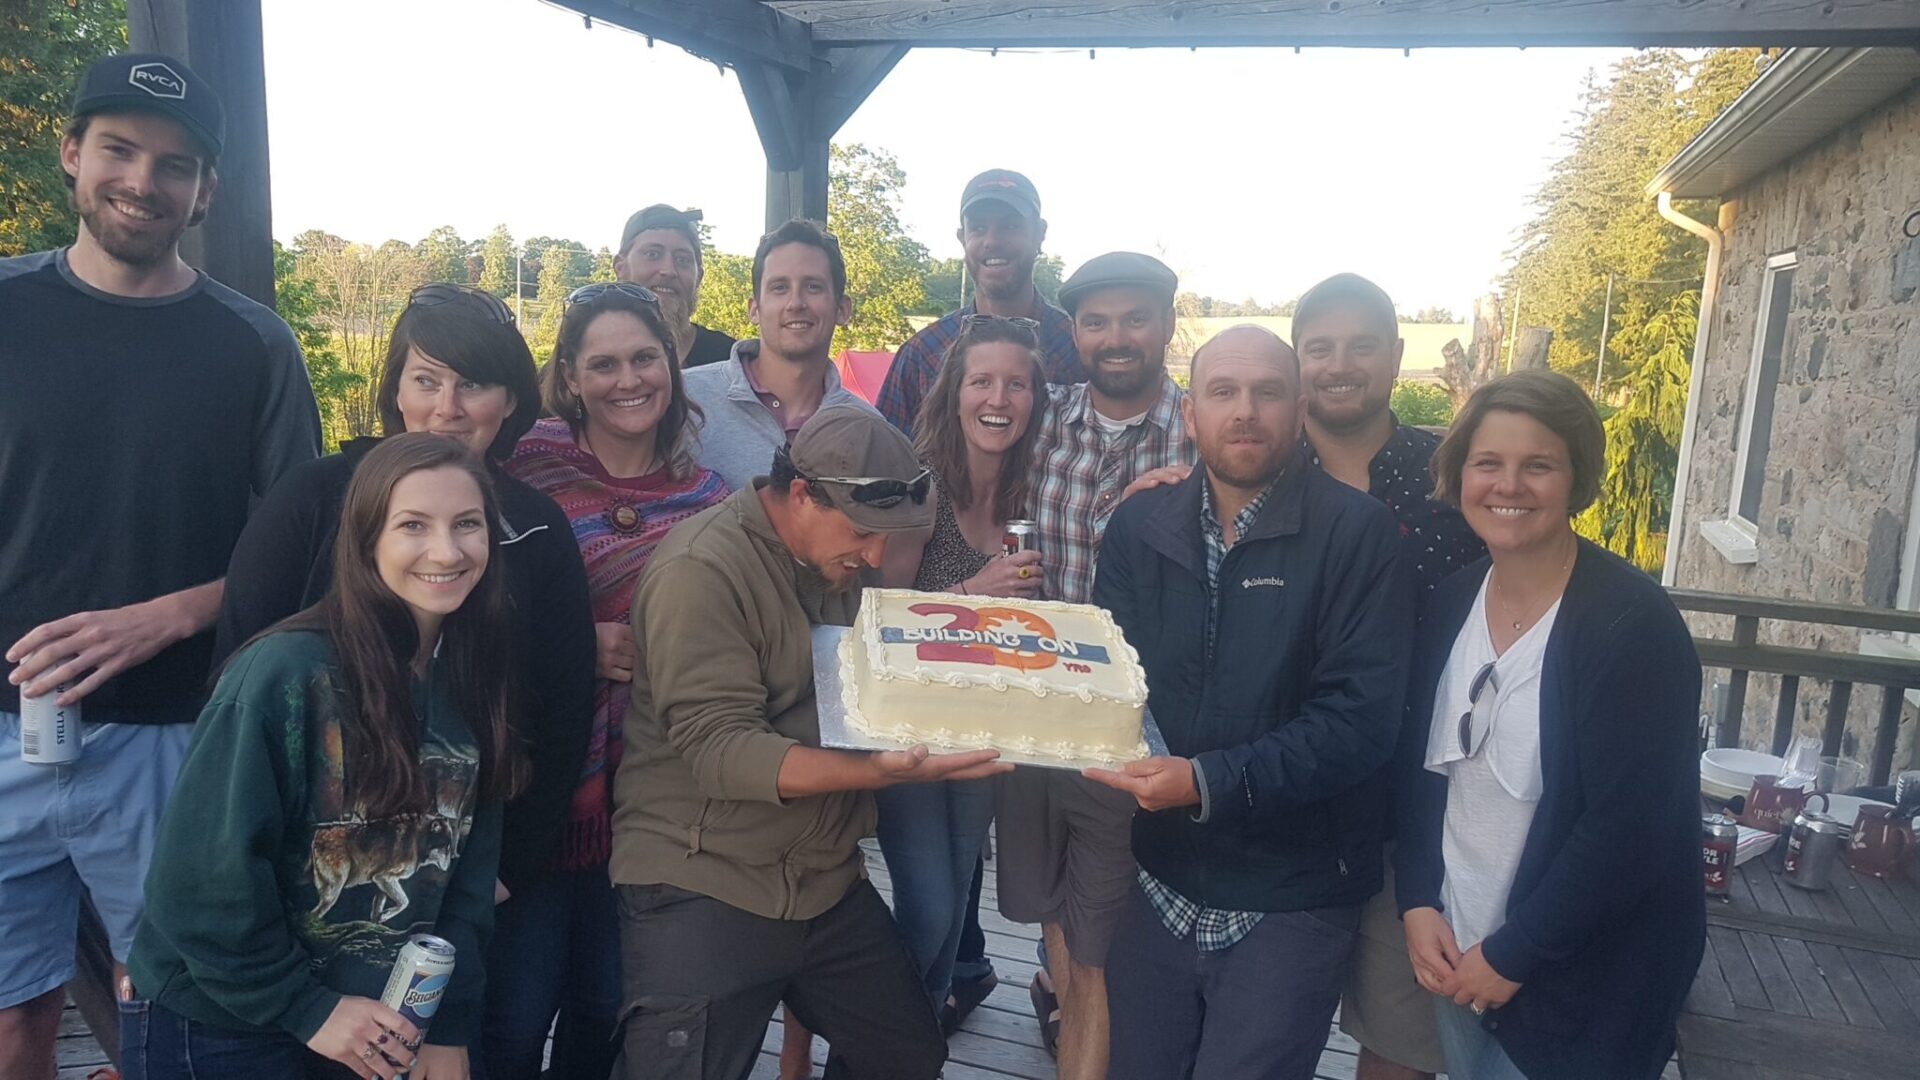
[[0, 51, 1711, 1080]]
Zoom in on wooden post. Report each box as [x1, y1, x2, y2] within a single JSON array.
[[128, 0, 275, 307], [739, 47, 907, 230], [1717, 615, 1757, 749], [1513, 327, 1554, 371]]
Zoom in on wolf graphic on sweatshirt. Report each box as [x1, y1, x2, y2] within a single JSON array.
[[128, 630, 502, 1046]]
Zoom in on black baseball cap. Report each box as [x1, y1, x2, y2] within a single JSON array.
[[620, 205, 703, 265], [71, 53, 225, 160], [959, 169, 1041, 225], [1058, 252, 1179, 315]]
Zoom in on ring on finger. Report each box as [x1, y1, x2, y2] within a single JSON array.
[[361, 1044, 379, 1059], [1471, 1003, 1486, 1015], [1018, 566, 1031, 579]]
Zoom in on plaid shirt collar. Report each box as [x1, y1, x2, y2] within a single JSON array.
[[1055, 372, 1185, 434]]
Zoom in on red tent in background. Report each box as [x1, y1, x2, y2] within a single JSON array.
[[835, 351, 895, 405]]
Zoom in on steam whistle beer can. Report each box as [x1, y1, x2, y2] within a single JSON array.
[[20, 685, 81, 765], [1703, 814, 1737, 896], [1002, 519, 1040, 557], [381, 934, 456, 1043]]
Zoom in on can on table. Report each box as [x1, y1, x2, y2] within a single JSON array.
[[20, 686, 81, 765], [1002, 519, 1039, 557], [380, 934, 456, 1042], [1703, 814, 1737, 896]]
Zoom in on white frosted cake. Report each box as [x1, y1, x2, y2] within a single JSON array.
[[839, 588, 1149, 765]]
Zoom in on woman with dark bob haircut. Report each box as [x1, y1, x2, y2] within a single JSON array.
[[214, 285, 598, 1060], [490, 281, 727, 1079], [1393, 370, 1704, 1080]]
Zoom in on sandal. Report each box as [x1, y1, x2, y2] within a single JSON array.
[[942, 969, 999, 1036], [1029, 972, 1061, 1059]]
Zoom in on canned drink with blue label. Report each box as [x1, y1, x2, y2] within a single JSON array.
[[20, 685, 81, 765], [380, 934, 456, 1042]]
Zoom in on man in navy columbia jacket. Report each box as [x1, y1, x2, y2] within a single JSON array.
[[1086, 326, 1412, 1079]]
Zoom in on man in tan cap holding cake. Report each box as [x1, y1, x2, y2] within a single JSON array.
[[611, 404, 1011, 1080]]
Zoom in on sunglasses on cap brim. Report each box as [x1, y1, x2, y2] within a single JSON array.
[[408, 283, 515, 325], [780, 448, 932, 508], [567, 282, 660, 307]]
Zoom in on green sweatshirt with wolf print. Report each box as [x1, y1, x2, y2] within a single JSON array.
[[128, 629, 502, 1046]]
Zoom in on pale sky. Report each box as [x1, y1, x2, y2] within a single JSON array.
[[261, 0, 1632, 315]]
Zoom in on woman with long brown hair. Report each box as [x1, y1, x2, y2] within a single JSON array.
[[488, 282, 727, 1078], [124, 433, 527, 1080], [877, 315, 1049, 1027]]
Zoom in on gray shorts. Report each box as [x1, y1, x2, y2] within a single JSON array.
[[0, 713, 194, 1009], [1338, 847, 1446, 1074], [993, 767, 1137, 969]]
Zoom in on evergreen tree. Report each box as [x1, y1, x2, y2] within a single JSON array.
[[1576, 293, 1697, 573], [415, 225, 471, 284]]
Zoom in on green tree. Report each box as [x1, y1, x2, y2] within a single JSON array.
[[527, 240, 589, 358], [695, 250, 755, 342], [415, 226, 471, 284], [827, 143, 929, 351], [477, 224, 516, 298], [0, 0, 126, 256], [590, 246, 616, 283], [1507, 48, 1766, 568], [1390, 381, 1454, 428], [1575, 293, 1696, 573], [273, 240, 362, 449], [1408, 306, 1458, 325]]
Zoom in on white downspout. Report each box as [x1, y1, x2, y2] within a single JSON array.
[[1657, 190, 1724, 586]]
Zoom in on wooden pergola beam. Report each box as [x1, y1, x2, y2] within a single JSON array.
[[770, 0, 1920, 49], [740, 44, 910, 227], [570, 0, 815, 72], [130, 0, 275, 305]]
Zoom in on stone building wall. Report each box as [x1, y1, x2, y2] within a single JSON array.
[[1671, 82, 1920, 769]]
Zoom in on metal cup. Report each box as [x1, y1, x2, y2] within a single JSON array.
[[1782, 811, 1851, 890]]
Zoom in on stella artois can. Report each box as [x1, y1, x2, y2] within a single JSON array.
[[20, 685, 81, 765]]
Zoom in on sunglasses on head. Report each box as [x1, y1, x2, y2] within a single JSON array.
[[961, 313, 1039, 330], [409, 283, 515, 325], [1457, 661, 1499, 758], [566, 282, 660, 307]]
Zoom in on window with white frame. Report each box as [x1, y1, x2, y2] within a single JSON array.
[[1730, 252, 1797, 531]]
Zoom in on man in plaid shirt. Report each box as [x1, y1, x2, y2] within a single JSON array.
[[876, 170, 1083, 437], [996, 252, 1192, 1080]]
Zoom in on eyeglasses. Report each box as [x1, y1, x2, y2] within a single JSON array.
[[566, 282, 660, 307], [409, 283, 515, 325], [961, 313, 1039, 331], [1457, 661, 1499, 758]]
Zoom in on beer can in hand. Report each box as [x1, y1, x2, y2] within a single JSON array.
[[1002, 519, 1039, 557], [20, 685, 81, 765], [380, 934, 456, 1046]]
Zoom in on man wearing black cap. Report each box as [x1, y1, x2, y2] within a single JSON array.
[[616, 204, 736, 368], [611, 405, 1011, 1080], [0, 53, 320, 1078], [994, 252, 1193, 1079], [876, 169, 1083, 436]]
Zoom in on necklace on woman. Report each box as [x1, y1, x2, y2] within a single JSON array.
[[1490, 537, 1576, 632]]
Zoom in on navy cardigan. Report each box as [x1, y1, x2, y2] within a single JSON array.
[[1393, 540, 1705, 1080]]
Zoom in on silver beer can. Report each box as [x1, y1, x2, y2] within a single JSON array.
[[20, 685, 81, 765], [380, 933, 456, 1041], [1002, 519, 1040, 557]]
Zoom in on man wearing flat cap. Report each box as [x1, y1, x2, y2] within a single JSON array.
[[995, 251, 1194, 1078], [611, 405, 1010, 1080], [616, 204, 736, 368], [0, 53, 320, 1077]]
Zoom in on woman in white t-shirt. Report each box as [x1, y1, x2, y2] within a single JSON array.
[[1392, 371, 1705, 1080]]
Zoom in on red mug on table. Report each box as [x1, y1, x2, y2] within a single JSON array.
[[1739, 774, 1826, 832], [1845, 804, 1915, 878]]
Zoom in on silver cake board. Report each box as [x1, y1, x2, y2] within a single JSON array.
[[811, 624, 1167, 772]]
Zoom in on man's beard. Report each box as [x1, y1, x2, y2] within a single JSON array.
[[73, 187, 188, 268], [1204, 429, 1288, 490], [655, 288, 695, 332], [1085, 348, 1165, 401]]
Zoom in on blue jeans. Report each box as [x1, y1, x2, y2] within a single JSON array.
[[120, 998, 356, 1079], [474, 865, 622, 1080], [1433, 998, 1529, 1080], [873, 778, 996, 1005]]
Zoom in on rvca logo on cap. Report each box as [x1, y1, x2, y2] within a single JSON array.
[[128, 62, 187, 100]]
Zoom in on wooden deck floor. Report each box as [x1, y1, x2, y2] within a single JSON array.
[[57, 840, 1371, 1079]]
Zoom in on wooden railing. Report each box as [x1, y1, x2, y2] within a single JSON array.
[[1670, 589, 1920, 785]]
